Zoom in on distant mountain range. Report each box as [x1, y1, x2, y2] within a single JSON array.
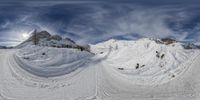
[[0, 30, 197, 51]]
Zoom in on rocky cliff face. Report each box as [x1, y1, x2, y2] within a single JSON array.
[[16, 30, 90, 52]]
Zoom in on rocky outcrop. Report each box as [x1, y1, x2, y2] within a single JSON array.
[[48, 35, 62, 41], [182, 43, 200, 49], [161, 38, 177, 45]]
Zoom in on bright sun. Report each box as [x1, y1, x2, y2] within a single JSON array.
[[22, 33, 29, 39]]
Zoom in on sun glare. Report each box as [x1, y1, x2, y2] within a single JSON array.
[[22, 33, 29, 39]]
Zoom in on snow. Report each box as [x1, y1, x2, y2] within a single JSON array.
[[0, 49, 96, 100], [15, 45, 93, 77], [91, 38, 199, 85], [1, 38, 200, 100]]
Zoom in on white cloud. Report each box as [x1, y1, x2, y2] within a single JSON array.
[[66, 5, 194, 43]]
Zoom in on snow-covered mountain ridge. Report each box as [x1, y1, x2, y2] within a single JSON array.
[[92, 38, 200, 51], [16, 30, 90, 52]]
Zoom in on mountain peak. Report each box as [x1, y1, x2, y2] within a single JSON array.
[[17, 30, 76, 48], [16, 30, 91, 52]]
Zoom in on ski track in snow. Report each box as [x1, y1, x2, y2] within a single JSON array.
[[1, 39, 200, 100]]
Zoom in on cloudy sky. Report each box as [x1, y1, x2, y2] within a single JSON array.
[[0, 0, 200, 46]]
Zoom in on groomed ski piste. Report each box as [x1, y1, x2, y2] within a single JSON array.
[[1, 38, 200, 100]]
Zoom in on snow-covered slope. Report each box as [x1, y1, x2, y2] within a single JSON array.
[[0, 49, 96, 100], [91, 38, 200, 85], [1, 38, 200, 100], [14, 45, 93, 77]]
